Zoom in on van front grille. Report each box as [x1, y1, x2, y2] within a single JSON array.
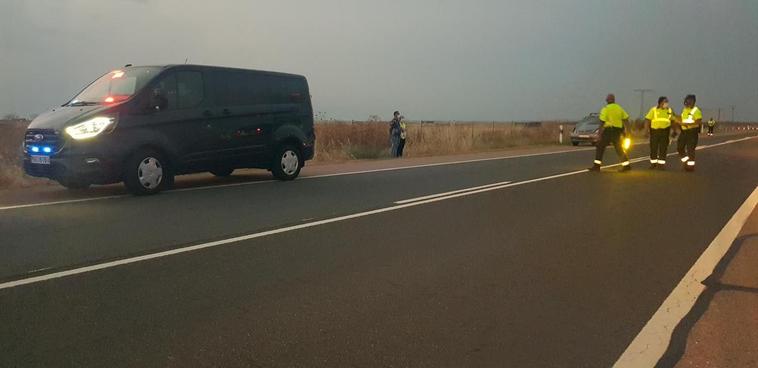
[[24, 129, 64, 154]]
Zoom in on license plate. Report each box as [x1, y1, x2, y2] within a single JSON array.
[[579, 135, 590, 138], [30, 155, 50, 165]]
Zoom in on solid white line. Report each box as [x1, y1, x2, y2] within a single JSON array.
[[0, 195, 126, 211], [0, 135, 754, 289], [301, 147, 595, 179], [0, 147, 593, 212], [394, 181, 512, 204], [170, 179, 276, 193], [613, 185, 758, 368]]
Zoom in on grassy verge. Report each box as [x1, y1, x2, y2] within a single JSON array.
[[0, 120, 44, 188], [314, 121, 572, 161]]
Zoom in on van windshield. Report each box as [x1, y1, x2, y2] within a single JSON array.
[[67, 67, 162, 106]]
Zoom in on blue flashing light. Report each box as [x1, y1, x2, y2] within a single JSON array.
[[42, 147, 52, 153]]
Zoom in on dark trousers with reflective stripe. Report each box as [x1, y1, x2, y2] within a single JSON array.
[[677, 128, 699, 162], [649, 128, 670, 162], [595, 127, 628, 163]]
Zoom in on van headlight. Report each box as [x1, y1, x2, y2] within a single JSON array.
[[65, 116, 116, 140]]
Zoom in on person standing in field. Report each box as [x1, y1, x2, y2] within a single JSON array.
[[589, 94, 631, 172], [389, 111, 402, 157], [397, 116, 407, 157]]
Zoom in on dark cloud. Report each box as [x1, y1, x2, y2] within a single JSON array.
[[1, 0, 757, 121]]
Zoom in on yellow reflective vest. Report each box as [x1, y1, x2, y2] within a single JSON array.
[[599, 103, 629, 128], [645, 107, 674, 129], [680, 106, 702, 130]]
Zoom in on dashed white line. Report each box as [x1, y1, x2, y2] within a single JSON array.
[[395, 181, 512, 204]]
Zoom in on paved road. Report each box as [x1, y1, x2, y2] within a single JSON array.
[[1, 133, 757, 367]]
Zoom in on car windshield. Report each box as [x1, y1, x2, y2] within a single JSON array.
[[576, 119, 601, 130], [67, 67, 162, 106]]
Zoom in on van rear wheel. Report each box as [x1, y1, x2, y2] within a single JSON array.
[[123, 148, 174, 195], [271, 145, 302, 181]]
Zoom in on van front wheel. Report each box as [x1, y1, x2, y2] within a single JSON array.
[[271, 145, 302, 181], [123, 149, 174, 195]]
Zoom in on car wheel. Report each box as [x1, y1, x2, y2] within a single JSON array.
[[210, 168, 235, 177], [271, 145, 302, 181], [123, 148, 174, 195], [571, 141, 579, 146], [58, 179, 90, 190]]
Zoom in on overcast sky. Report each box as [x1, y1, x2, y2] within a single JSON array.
[[1, 0, 757, 121]]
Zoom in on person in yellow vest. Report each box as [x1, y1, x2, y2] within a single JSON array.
[[707, 118, 716, 136], [644, 96, 675, 170], [675, 94, 702, 172], [589, 94, 631, 172]]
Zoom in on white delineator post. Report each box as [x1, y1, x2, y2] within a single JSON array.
[[559, 124, 564, 144]]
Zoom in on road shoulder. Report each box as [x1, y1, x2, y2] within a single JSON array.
[[670, 200, 758, 368]]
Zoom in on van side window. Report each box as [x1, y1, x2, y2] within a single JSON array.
[[213, 71, 247, 106], [247, 74, 272, 105], [153, 73, 177, 110], [177, 71, 204, 108]]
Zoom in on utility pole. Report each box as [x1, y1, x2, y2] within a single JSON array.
[[634, 89, 654, 119], [730, 105, 736, 122]]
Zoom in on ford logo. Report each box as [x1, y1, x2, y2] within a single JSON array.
[[33, 134, 45, 141]]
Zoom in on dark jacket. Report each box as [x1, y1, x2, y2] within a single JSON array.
[[389, 117, 401, 137]]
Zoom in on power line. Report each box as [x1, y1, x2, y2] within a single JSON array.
[[633, 89, 654, 119]]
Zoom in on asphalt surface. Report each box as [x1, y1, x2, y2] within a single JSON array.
[[1, 133, 757, 367]]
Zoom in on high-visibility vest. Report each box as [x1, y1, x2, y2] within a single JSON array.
[[681, 106, 701, 130], [651, 108, 673, 129]]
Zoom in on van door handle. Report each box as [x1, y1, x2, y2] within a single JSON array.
[[222, 108, 231, 116], [202, 110, 213, 117]]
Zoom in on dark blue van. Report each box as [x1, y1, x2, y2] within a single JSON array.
[[22, 65, 315, 194]]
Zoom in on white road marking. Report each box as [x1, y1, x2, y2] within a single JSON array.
[[0, 195, 125, 211], [0, 147, 594, 212], [613, 185, 758, 368], [0, 135, 755, 290], [395, 181, 512, 204], [0, 168, 590, 291], [2, 135, 754, 212], [301, 147, 595, 180]]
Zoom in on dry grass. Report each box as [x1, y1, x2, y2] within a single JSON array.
[[314, 121, 570, 161], [0, 119, 42, 188]]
